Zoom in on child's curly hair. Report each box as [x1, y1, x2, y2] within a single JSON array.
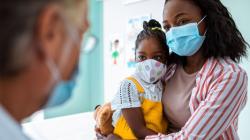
[[135, 19, 169, 62]]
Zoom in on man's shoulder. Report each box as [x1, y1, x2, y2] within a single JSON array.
[[0, 106, 31, 140]]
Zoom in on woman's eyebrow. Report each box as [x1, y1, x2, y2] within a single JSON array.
[[175, 12, 188, 19], [163, 12, 188, 24], [163, 20, 168, 25]]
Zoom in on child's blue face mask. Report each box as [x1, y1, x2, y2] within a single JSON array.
[[166, 16, 207, 56]]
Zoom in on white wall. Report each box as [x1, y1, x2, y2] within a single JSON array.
[[103, 0, 165, 102]]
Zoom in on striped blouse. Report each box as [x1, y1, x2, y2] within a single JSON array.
[[146, 57, 248, 140]]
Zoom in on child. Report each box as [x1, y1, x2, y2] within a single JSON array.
[[96, 19, 169, 139]]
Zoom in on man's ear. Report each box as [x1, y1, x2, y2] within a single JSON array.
[[34, 4, 66, 62]]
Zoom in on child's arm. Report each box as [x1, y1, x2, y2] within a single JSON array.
[[111, 79, 157, 139], [122, 107, 157, 139]]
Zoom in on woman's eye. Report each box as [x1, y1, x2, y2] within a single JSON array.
[[178, 19, 189, 26], [163, 25, 170, 32], [153, 56, 164, 62]]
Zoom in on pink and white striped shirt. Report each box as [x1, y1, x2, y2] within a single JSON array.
[[146, 57, 248, 140]]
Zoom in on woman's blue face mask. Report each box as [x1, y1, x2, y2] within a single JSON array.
[[166, 16, 207, 56]]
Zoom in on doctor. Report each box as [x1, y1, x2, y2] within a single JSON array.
[[0, 0, 89, 139]]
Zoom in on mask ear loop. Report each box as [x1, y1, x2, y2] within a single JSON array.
[[198, 15, 207, 36], [57, 13, 80, 70], [44, 59, 62, 100], [203, 29, 208, 36], [198, 15, 207, 25], [46, 59, 61, 83]]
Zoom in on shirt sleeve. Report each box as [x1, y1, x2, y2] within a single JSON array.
[[111, 79, 141, 110], [146, 70, 248, 140]]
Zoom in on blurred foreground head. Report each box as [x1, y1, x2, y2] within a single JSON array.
[[0, 0, 89, 121]]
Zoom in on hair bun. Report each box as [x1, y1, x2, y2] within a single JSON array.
[[143, 19, 162, 31]]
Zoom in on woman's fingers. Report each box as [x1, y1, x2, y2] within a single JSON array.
[[95, 125, 105, 140], [96, 132, 106, 140], [105, 134, 121, 140]]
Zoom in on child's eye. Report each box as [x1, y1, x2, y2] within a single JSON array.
[[137, 55, 147, 62]]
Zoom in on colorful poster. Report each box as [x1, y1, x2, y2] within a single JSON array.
[[125, 15, 151, 68]]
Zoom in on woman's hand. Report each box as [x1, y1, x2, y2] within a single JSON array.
[[95, 125, 105, 139], [95, 132, 106, 140], [105, 134, 121, 140], [95, 125, 121, 140], [95, 132, 121, 140]]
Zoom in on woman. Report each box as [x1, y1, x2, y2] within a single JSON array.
[[101, 0, 249, 139], [148, 0, 249, 139], [0, 0, 88, 139]]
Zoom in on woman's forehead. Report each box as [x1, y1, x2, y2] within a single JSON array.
[[163, 0, 201, 21]]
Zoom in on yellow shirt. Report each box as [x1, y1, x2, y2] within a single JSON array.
[[113, 77, 167, 139]]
